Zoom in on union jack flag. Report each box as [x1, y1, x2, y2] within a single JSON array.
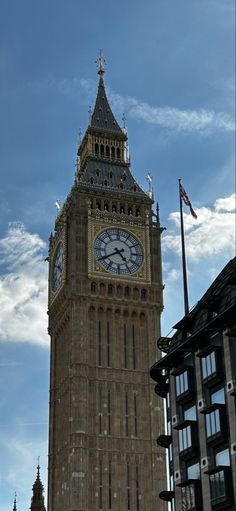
[[180, 183, 197, 219]]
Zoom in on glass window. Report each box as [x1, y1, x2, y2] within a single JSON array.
[[181, 484, 196, 510], [176, 371, 189, 396], [184, 405, 197, 421], [215, 449, 230, 467], [201, 351, 216, 379], [179, 426, 192, 452], [211, 388, 225, 405], [210, 470, 226, 504], [187, 462, 200, 480], [206, 409, 221, 437]]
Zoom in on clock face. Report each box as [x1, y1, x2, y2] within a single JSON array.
[[51, 242, 64, 292], [94, 228, 144, 275]]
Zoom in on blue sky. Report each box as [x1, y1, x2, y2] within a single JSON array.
[[0, 1, 235, 509]]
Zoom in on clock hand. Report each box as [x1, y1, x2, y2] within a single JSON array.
[[115, 247, 127, 262], [98, 248, 125, 261]]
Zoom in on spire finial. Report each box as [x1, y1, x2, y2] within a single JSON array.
[[13, 492, 17, 511], [37, 456, 40, 477], [96, 49, 106, 76]]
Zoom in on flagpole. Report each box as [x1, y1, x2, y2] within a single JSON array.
[[179, 178, 189, 315]]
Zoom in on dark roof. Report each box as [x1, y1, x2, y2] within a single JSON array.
[[90, 76, 125, 136], [154, 257, 236, 365], [78, 159, 149, 198]]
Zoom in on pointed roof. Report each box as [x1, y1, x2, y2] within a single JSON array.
[[90, 75, 125, 136], [30, 464, 46, 511]]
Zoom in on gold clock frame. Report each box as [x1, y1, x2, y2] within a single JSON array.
[[88, 215, 151, 284]]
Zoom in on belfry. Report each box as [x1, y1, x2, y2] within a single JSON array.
[[47, 52, 166, 510]]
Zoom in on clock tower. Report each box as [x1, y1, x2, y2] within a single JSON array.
[[47, 54, 166, 511]]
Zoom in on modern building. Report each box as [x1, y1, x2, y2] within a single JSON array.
[[47, 54, 166, 510], [150, 257, 236, 510]]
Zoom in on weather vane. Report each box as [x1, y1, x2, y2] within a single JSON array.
[[96, 49, 106, 75]]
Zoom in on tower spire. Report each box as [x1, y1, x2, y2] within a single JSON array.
[[29, 463, 46, 511], [96, 49, 106, 76], [12, 492, 17, 511]]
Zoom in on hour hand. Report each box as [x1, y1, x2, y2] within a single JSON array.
[[98, 247, 126, 261]]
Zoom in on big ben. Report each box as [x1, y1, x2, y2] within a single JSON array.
[[47, 53, 166, 511]]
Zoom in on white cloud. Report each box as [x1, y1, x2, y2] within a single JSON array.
[[30, 77, 235, 135], [0, 222, 48, 346], [162, 193, 235, 261], [108, 89, 235, 134]]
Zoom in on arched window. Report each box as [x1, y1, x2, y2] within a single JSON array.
[[104, 180, 108, 186], [141, 289, 146, 300], [128, 207, 132, 215], [123, 173, 126, 181], [110, 172, 113, 179], [91, 282, 96, 293], [96, 201, 101, 210], [95, 143, 99, 156], [136, 209, 140, 217], [112, 204, 117, 212], [120, 205, 125, 214], [96, 169, 100, 176], [104, 202, 109, 211], [108, 284, 113, 296], [117, 285, 123, 298], [90, 177, 94, 184], [111, 147, 115, 159], [117, 147, 121, 159], [106, 145, 110, 157], [100, 144, 104, 156], [124, 286, 130, 297]]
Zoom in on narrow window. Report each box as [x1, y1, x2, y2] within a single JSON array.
[[205, 409, 221, 437], [108, 460, 112, 509], [178, 426, 192, 452], [136, 208, 140, 216], [124, 324, 128, 369], [108, 389, 111, 435], [107, 321, 110, 367], [96, 201, 101, 210], [132, 324, 136, 369], [91, 282, 96, 293], [99, 459, 103, 509], [176, 370, 189, 396], [127, 463, 131, 510], [100, 144, 104, 156], [95, 143, 99, 155], [98, 387, 102, 434], [210, 470, 227, 504], [136, 465, 140, 510], [108, 284, 113, 296], [111, 146, 115, 158], [124, 286, 130, 297], [117, 147, 121, 159], [98, 320, 102, 367], [134, 394, 138, 437], [104, 202, 109, 211], [201, 351, 216, 380], [141, 289, 146, 300], [125, 392, 129, 436], [106, 145, 110, 157], [112, 204, 116, 212]]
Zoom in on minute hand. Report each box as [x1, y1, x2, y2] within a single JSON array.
[[98, 248, 125, 261]]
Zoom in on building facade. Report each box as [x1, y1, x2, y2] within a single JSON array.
[[47, 56, 166, 510], [151, 257, 236, 510]]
